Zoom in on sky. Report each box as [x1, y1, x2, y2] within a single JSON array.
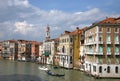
[[0, 0, 120, 41]]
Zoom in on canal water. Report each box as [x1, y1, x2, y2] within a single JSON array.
[[0, 59, 119, 81]]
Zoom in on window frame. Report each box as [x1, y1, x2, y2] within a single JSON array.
[[107, 27, 111, 33], [115, 28, 118, 33], [99, 27, 102, 32], [107, 66, 110, 73], [115, 66, 118, 73], [99, 66, 102, 73]]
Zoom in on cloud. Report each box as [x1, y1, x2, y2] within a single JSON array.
[[0, 0, 119, 41], [14, 21, 34, 35], [8, 0, 30, 7]]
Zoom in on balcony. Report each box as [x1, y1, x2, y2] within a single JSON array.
[[2, 54, 10, 57], [114, 41, 119, 44], [57, 52, 68, 55], [2, 44, 9, 47], [97, 52, 103, 55], [106, 41, 111, 44], [107, 52, 111, 55], [92, 51, 103, 55], [85, 51, 96, 55], [115, 52, 119, 55], [98, 41, 103, 44], [2, 51, 11, 54], [85, 42, 96, 45]]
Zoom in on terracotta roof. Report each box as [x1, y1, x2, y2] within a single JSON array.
[[98, 17, 115, 24], [92, 17, 120, 25], [4, 40, 18, 43], [60, 27, 83, 36]]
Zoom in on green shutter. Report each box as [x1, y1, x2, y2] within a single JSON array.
[[107, 58, 111, 64], [115, 46, 119, 53], [116, 58, 119, 63], [99, 57, 102, 63], [115, 35, 119, 42]]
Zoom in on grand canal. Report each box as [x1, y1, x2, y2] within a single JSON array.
[[0, 60, 119, 81]]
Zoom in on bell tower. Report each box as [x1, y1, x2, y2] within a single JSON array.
[[46, 25, 50, 41]]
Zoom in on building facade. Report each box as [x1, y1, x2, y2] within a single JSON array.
[[17, 40, 26, 61], [79, 28, 86, 70], [72, 28, 82, 69], [2, 40, 18, 60], [0, 42, 2, 59], [58, 31, 73, 68], [84, 17, 120, 78]]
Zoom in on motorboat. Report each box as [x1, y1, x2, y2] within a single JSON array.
[[38, 66, 49, 71], [46, 70, 65, 77]]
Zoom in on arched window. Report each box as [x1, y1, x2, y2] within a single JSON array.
[[115, 66, 118, 73], [99, 66, 102, 73], [107, 66, 110, 73]]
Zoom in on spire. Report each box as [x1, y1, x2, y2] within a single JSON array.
[[46, 25, 50, 41]]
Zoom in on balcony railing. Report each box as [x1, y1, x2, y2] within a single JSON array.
[[2, 44, 9, 47], [107, 52, 111, 55], [85, 42, 97, 45], [2, 54, 10, 57], [85, 51, 103, 55], [98, 41, 103, 44], [106, 41, 111, 44], [115, 52, 119, 55], [114, 41, 119, 44], [57, 52, 68, 55]]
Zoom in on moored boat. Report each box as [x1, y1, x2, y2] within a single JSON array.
[[46, 70, 65, 77]]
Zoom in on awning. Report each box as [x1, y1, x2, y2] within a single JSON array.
[[43, 52, 50, 57]]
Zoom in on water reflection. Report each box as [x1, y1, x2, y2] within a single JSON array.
[[0, 74, 42, 81], [0, 60, 120, 81]]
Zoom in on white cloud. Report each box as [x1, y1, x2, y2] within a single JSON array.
[[8, 0, 30, 7], [0, 0, 119, 41], [14, 21, 34, 35]]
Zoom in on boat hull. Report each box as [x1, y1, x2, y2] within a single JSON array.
[[46, 70, 65, 77]]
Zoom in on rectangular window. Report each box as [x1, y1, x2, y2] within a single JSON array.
[[99, 66, 102, 73], [70, 56, 72, 64], [70, 48, 72, 53], [99, 36, 102, 41], [107, 45, 111, 53], [10, 48, 14, 53], [89, 36, 92, 42], [70, 38, 73, 43], [107, 34, 111, 41], [93, 66, 96, 72], [107, 28, 110, 32], [107, 66, 110, 73], [115, 57, 119, 64], [115, 28, 118, 32], [99, 45, 103, 53], [115, 34, 119, 42], [115, 66, 118, 73], [115, 45, 119, 53], [107, 58, 111, 64], [99, 27, 102, 32], [99, 56, 103, 64]]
